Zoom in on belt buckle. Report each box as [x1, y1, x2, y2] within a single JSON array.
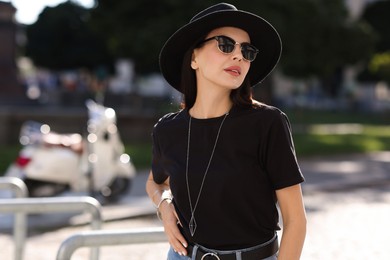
[[201, 252, 220, 260]]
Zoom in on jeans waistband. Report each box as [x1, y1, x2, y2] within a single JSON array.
[[186, 234, 278, 260]]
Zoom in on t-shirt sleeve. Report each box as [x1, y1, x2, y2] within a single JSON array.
[[151, 120, 169, 184], [260, 110, 304, 190]]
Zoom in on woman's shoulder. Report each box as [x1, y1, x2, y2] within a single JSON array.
[[234, 101, 286, 120], [229, 102, 292, 133], [153, 109, 186, 130]]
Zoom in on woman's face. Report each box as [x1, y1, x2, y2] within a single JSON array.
[[191, 27, 251, 92]]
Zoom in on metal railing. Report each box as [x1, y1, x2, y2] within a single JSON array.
[[56, 226, 166, 260], [0, 177, 28, 260], [0, 177, 28, 197], [0, 196, 102, 260]]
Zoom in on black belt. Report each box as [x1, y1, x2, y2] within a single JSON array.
[[186, 235, 278, 260]]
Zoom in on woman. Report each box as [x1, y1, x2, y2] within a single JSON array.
[[146, 3, 306, 260]]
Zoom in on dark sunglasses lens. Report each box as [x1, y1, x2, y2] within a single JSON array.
[[217, 37, 235, 53], [242, 44, 258, 61]]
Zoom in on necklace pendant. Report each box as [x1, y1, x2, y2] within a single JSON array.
[[189, 215, 197, 237], [186, 113, 228, 238]]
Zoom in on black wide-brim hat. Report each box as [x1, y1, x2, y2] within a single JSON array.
[[159, 2, 282, 93]]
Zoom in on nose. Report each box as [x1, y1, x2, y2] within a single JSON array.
[[232, 44, 243, 61]]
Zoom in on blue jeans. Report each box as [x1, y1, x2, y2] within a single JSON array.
[[167, 247, 278, 260], [167, 247, 190, 260]]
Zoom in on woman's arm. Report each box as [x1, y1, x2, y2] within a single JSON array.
[[276, 184, 307, 260], [145, 171, 188, 256]]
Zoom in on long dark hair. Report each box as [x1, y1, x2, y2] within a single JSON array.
[[180, 40, 254, 109]]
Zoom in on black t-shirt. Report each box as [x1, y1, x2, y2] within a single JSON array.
[[152, 104, 304, 250]]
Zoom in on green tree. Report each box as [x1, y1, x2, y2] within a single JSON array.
[[88, 0, 215, 74], [278, 0, 374, 77], [88, 0, 375, 97], [362, 0, 390, 52], [25, 1, 112, 71], [369, 52, 390, 84], [361, 0, 390, 83], [232, 0, 375, 97]]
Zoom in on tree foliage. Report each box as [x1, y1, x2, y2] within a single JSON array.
[[25, 0, 376, 84], [88, 0, 216, 73], [361, 0, 390, 83], [89, 0, 375, 80], [362, 0, 390, 52], [25, 1, 112, 71], [238, 0, 375, 78], [369, 52, 390, 83]]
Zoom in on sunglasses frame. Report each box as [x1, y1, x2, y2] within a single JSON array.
[[197, 35, 259, 62]]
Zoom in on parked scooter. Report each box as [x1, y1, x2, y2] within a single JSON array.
[[5, 99, 136, 203]]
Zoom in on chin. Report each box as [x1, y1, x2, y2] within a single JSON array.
[[229, 84, 242, 90]]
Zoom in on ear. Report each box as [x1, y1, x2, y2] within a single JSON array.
[[191, 52, 198, 70]]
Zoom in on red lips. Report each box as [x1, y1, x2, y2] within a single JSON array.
[[224, 66, 241, 76]]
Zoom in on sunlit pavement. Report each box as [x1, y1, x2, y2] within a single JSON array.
[[0, 152, 389, 259], [301, 152, 390, 259], [302, 186, 390, 259]]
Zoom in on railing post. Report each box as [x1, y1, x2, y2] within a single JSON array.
[[0, 177, 28, 260], [0, 196, 102, 260], [56, 227, 166, 260], [0, 177, 28, 197]]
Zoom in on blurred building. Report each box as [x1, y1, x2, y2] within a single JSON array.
[[0, 1, 23, 104]]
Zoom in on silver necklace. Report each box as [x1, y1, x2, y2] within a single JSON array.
[[185, 112, 229, 237]]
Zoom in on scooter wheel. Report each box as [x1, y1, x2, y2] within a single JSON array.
[[100, 177, 132, 203], [24, 178, 69, 197]]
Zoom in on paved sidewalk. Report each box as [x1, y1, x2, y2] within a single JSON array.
[[1, 151, 389, 259], [302, 186, 390, 259], [301, 151, 390, 193]]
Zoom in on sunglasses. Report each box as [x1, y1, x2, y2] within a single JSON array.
[[198, 35, 259, 62]]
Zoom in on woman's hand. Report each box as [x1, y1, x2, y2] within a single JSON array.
[[159, 200, 188, 256], [145, 171, 188, 256]]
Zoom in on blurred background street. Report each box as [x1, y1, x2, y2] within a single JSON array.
[[0, 0, 390, 259]]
